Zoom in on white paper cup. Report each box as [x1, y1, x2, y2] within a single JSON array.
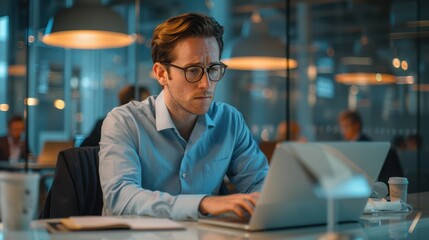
[[388, 177, 408, 203], [0, 172, 40, 231]]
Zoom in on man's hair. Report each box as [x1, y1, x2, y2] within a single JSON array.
[[8, 115, 24, 128], [151, 13, 224, 64], [118, 85, 150, 105], [338, 110, 363, 129]]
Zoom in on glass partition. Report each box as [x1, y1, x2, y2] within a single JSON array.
[[1, 0, 428, 192]]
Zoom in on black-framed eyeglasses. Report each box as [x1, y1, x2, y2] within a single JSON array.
[[161, 62, 228, 83]]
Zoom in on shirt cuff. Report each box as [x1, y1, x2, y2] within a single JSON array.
[[171, 194, 206, 221]]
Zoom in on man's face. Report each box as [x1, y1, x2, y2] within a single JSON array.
[[161, 37, 220, 116], [339, 118, 360, 141], [9, 121, 25, 140]]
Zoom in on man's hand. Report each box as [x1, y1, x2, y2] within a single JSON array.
[[198, 192, 260, 218]]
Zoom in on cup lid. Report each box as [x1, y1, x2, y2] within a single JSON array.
[[388, 177, 408, 184]]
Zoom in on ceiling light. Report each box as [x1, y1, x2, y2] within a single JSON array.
[[42, 2, 135, 49], [222, 12, 297, 71], [335, 36, 395, 85]]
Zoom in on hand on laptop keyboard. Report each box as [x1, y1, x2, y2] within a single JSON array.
[[198, 192, 259, 218]]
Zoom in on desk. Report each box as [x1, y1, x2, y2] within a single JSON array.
[[0, 161, 56, 171], [2, 192, 429, 240]]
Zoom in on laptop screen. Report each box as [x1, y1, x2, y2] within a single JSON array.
[[38, 141, 74, 165], [199, 142, 390, 231], [251, 141, 390, 230]]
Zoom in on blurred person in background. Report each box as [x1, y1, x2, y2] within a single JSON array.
[[0, 115, 29, 161], [338, 110, 404, 184], [338, 110, 370, 141], [80, 85, 150, 147]]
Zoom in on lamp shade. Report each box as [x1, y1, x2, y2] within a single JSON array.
[[335, 37, 395, 85], [222, 13, 297, 71], [335, 61, 396, 85], [42, 4, 135, 49]]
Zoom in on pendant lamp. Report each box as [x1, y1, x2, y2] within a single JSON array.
[[335, 36, 395, 85], [222, 12, 297, 71], [42, 1, 135, 49]]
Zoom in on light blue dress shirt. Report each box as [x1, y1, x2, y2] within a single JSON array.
[[99, 91, 268, 220]]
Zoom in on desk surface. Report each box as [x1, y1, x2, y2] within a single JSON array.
[[0, 161, 56, 171], [2, 192, 429, 240]]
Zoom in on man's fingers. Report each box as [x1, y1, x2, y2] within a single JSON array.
[[245, 193, 259, 206], [232, 205, 246, 218], [237, 197, 255, 215], [198, 192, 262, 217]]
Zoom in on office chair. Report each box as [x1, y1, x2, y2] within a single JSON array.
[[39, 146, 103, 219]]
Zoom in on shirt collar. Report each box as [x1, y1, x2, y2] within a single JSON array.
[[154, 90, 215, 132], [155, 91, 176, 131], [203, 111, 215, 128]]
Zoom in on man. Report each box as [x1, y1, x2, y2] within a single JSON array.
[[338, 110, 370, 141], [99, 13, 268, 220], [338, 110, 403, 184], [80, 85, 150, 147], [0, 115, 28, 161]]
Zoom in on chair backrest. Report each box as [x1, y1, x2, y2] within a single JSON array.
[[39, 146, 103, 219], [258, 141, 277, 163]]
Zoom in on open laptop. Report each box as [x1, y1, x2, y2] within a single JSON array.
[[198, 142, 390, 231], [37, 141, 74, 165]]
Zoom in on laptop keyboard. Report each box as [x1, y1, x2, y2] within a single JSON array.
[[214, 216, 250, 224]]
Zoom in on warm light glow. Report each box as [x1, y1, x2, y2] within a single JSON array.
[[401, 60, 408, 70], [0, 104, 9, 111], [409, 212, 422, 233], [335, 73, 396, 85], [307, 65, 317, 80], [42, 30, 136, 49], [28, 35, 35, 43], [392, 58, 400, 68], [25, 98, 39, 106], [8, 64, 26, 77], [375, 73, 382, 81], [251, 11, 262, 23], [395, 76, 414, 84], [412, 84, 429, 91], [54, 99, 65, 110], [222, 57, 298, 71]]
